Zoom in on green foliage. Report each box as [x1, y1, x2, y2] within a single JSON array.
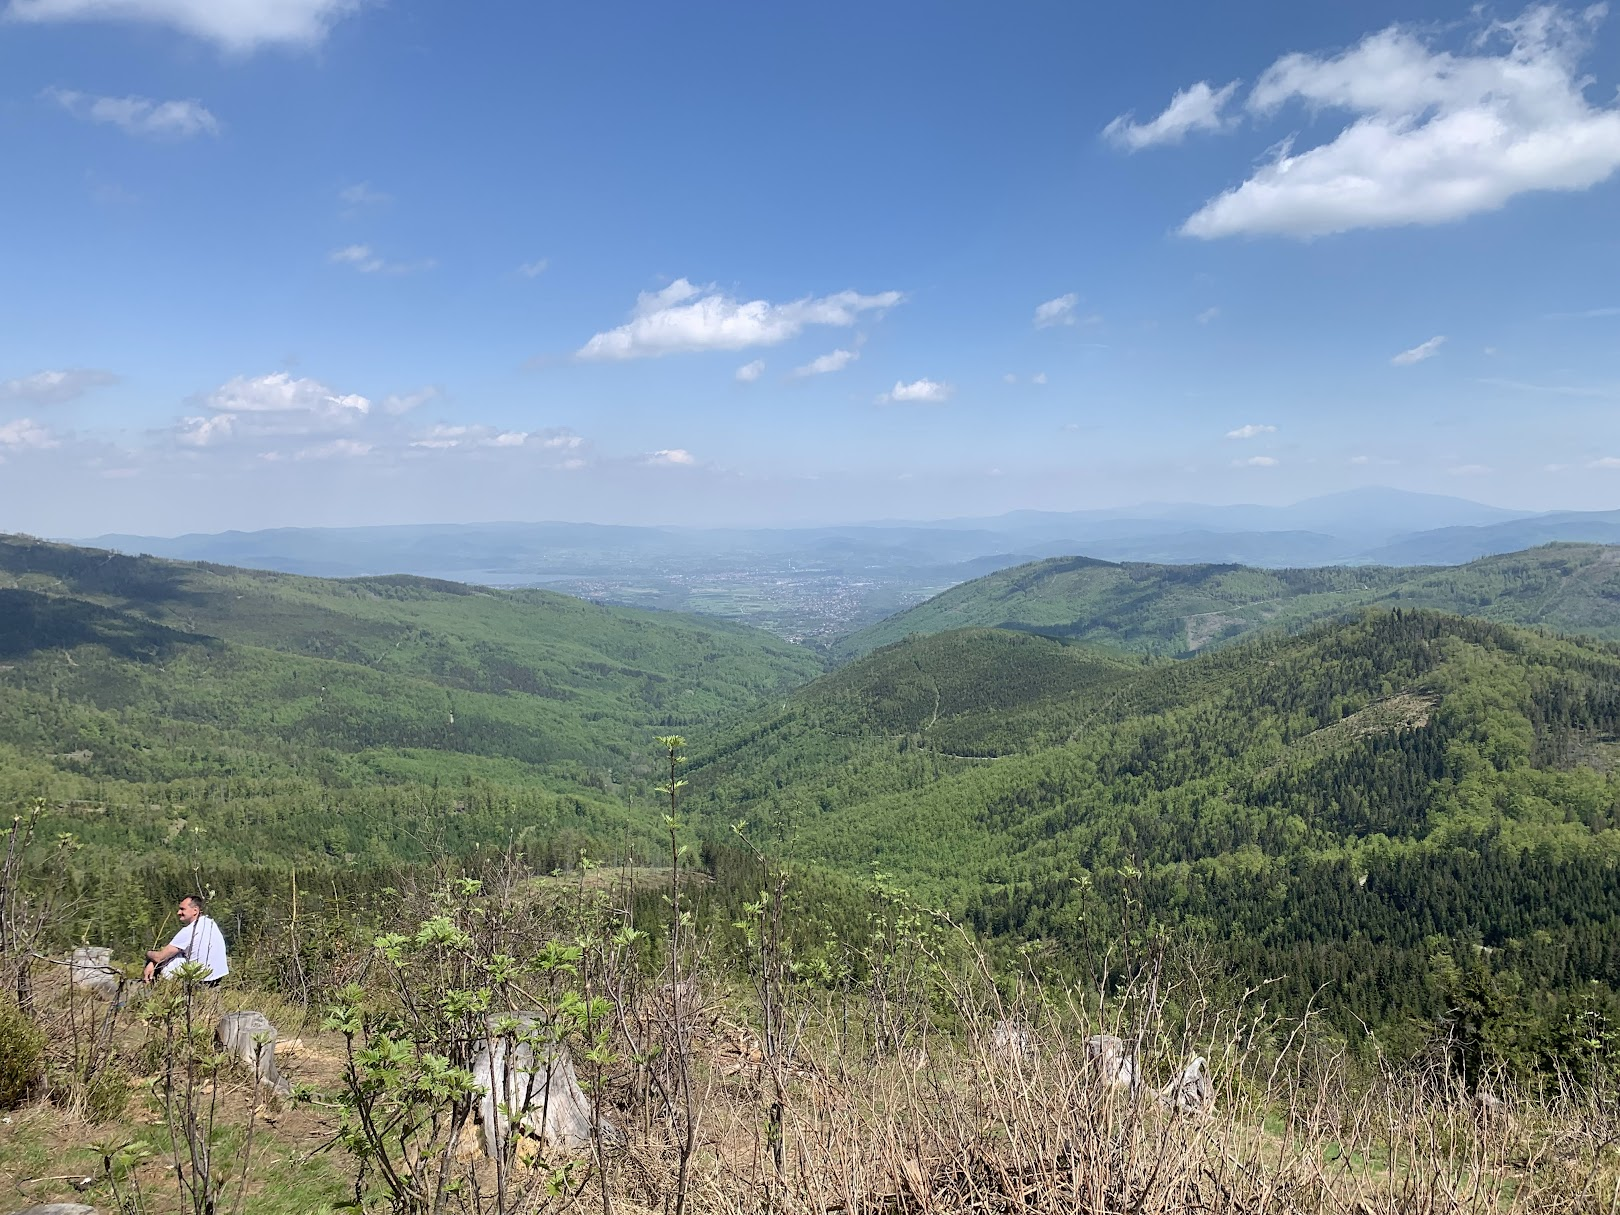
[[694, 609, 1620, 1067], [0, 534, 821, 874], [837, 542, 1620, 660], [0, 997, 43, 1109]]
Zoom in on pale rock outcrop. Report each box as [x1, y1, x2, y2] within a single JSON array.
[[1160, 1054, 1214, 1113], [1083, 1034, 1139, 1091], [216, 1012, 292, 1098], [67, 947, 119, 999]]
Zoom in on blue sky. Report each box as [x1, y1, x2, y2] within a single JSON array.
[[2, 0, 1618, 534]]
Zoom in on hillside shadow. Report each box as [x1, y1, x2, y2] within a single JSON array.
[[0, 589, 204, 661], [0, 536, 207, 611]]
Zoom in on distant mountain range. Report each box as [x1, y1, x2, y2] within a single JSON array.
[[78, 489, 1611, 581], [67, 489, 1620, 640]]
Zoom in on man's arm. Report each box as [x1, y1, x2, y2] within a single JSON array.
[[143, 943, 182, 981]]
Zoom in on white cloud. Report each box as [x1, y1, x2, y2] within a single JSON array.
[[296, 438, 372, 460], [43, 87, 219, 138], [878, 378, 952, 405], [1588, 456, 1620, 468], [735, 359, 765, 383], [1033, 293, 1079, 328], [1196, 307, 1221, 324], [410, 424, 580, 453], [646, 448, 695, 466], [577, 278, 901, 360], [329, 244, 434, 275], [410, 424, 470, 450], [0, 418, 60, 449], [1392, 335, 1446, 365], [1232, 454, 1279, 467], [6, 0, 365, 51], [0, 368, 117, 404], [380, 386, 439, 415], [339, 182, 390, 210], [206, 372, 369, 418], [1104, 80, 1240, 150], [175, 413, 234, 447], [1003, 373, 1017, 385], [518, 258, 548, 278], [793, 348, 858, 377], [178, 372, 369, 447], [1032, 372, 1047, 385], [1173, 6, 1620, 238], [1449, 463, 1494, 475], [1226, 423, 1277, 439]]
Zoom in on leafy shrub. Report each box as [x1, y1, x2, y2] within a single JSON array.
[[0, 998, 44, 1109]]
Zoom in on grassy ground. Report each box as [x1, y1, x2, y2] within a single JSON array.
[[8, 967, 1619, 1214]]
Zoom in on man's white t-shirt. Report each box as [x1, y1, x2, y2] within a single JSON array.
[[159, 915, 230, 981]]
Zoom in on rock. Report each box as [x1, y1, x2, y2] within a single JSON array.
[[67, 947, 119, 999], [216, 1012, 292, 1098], [11, 1205, 99, 1214], [472, 1013, 615, 1159], [988, 1018, 1034, 1063], [1083, 1034, 1139, 1091], [1160, 1054, 1214, 1113]]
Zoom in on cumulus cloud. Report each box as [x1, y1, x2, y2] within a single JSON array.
[[1033, 293, 1080, 328], [5, 0, 366, 51], [1104, 80, 1240, 149], [177, 372, 370, 448], [1392, 335, 1446, 365], [1149, 6, 1620, 238], [1232, 454, 1279, 467], [206, 372, 369, 418], [1588, 456, 1620, 468], [734, 359, 765, 383], [517, 258, 548, 278], [1032, 372, 1047, 385], [0, 368, 117, 404], [0, 418, 60, 450], [1196, 307, 1221, 324], [43, 87, 219, 138], [878, 378, 952, 405], [1449, 463, 1494, 475], [645, 448, 695, 466], [1226, 423, 1277, 439], [792, 348, 858, 377], [577, 278, 901, 360], [329, 244, 434, 275]]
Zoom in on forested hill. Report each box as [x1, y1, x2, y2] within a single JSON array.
[[0, 534, 821, 867], [695, 610, 1620, 1041], [835, 542, 1620, 661]]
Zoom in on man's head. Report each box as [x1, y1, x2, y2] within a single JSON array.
[[178, 895, 205, 924]]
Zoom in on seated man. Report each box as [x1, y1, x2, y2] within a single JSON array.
[[144, 894, 230, 985]]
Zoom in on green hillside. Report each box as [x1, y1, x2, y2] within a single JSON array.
[[0, 535, 821, 869], [696, 610, 1620, 1040], [834, 542, 1620, 660]]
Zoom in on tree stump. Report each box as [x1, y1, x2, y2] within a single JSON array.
[[216, 1012, 292, 1098]]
